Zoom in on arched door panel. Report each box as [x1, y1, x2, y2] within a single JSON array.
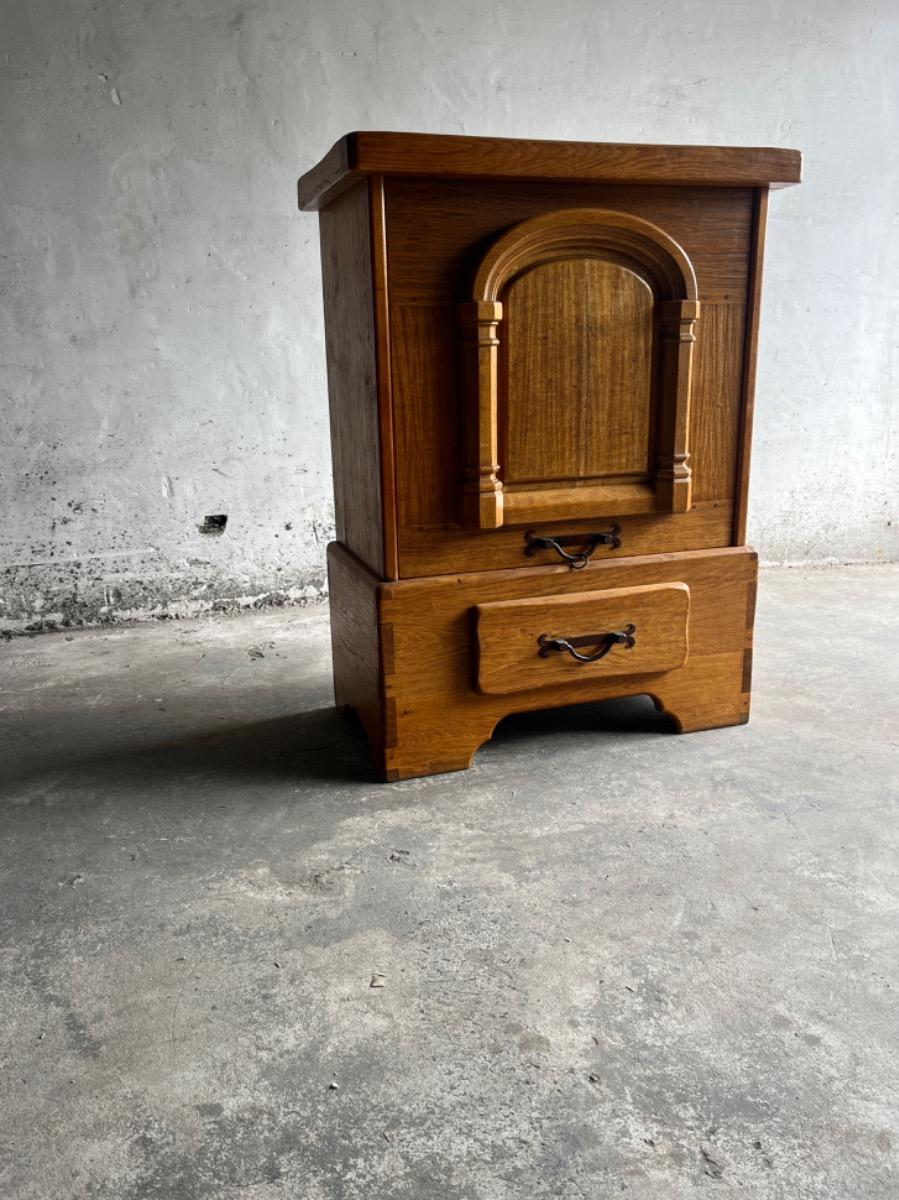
[[457, 209, 700, 530]]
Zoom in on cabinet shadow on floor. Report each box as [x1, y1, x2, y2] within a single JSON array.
[[2, 695, 678, 801], [1, 707, 378, 797], [483, 693, 677, 755]]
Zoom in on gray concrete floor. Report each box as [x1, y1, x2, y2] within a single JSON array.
[[1, 567, 897, 1200]]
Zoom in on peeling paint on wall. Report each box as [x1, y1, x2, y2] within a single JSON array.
[[1, 551, 329, 636], [1, 493, 335, 633]]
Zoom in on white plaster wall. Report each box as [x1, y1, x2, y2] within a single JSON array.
[[2, 0, 897, 628]]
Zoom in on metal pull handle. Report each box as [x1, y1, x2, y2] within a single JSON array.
[[537, 624, 636, 663], [524, 526, 621, 569]]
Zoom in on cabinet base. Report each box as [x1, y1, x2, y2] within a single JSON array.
[[327, 542, 757, 782]]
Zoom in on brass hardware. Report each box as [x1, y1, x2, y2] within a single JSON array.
[[537, 624, 636, 663], [523, 525, 621, 568]]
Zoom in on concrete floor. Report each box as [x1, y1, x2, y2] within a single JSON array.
[[1, 566, 897, 1200]]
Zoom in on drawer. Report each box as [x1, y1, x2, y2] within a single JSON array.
[[474, 582, 690, 695], [398, 506, 733, 578]]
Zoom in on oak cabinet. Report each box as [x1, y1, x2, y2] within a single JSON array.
[[299, 132, 800, 780]]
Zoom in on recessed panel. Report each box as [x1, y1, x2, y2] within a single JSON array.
[[501, 258, 654, 487]]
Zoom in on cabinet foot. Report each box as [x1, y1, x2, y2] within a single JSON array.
[[383, 718, 499, 782], [649, 676, 751, 734]]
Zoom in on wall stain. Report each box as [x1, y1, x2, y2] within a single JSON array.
[[0, 566, 328, 637]]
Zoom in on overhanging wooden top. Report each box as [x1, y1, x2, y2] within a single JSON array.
[[298, 131, 802, 211]]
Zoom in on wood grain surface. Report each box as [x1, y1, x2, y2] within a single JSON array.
[[384, 179, 753, 571], [475, 581, 690, 695], [328, 542, 757, 781], [318, 181, 385, 576], [299, 132, 801, 210], [502, 259, 654, 484]]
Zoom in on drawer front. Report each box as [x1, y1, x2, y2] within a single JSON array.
[[398, 506, 733, 578], [475, 582, 690, 695]]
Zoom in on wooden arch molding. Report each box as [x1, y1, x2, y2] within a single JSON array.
[[457, 208, 701, 530], [472, 208, 699, 302]]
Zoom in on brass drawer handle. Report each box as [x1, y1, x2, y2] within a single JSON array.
[[537, 624, 636, 663], [524, 525, 621, 568]]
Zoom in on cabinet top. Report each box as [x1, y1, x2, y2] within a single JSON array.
[[298, 131, 801, 210]]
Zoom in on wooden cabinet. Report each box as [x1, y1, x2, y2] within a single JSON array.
[[299, 132, 800, 780]]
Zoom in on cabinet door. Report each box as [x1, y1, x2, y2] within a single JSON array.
[[458, 209, 699, 530]]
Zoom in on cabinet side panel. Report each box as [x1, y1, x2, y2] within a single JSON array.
[[319, 180, 384, 576], [733, 187, 769, 545], [327, 543, 385, 776], [369, 177, 399, 579]]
